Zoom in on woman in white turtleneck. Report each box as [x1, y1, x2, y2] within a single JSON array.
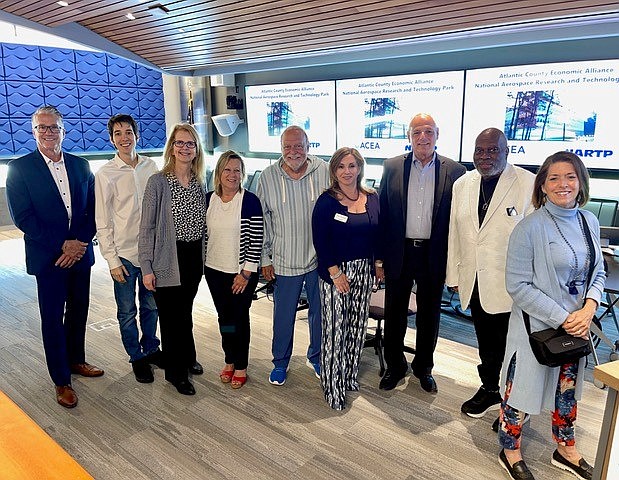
[[497, 152, 605, 480]]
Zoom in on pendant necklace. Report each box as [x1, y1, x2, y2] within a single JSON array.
[[480, 182, 489, 211], [545, 207, 589, 295]]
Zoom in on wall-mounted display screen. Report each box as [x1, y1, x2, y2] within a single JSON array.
[[336, 71, 465, 160], [245, 81, 336, 156], [462, 59, 619, 169]]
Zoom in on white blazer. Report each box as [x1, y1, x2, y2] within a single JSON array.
[[446, 163, 535, 313]]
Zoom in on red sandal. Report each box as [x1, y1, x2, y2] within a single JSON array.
[[220, 368, 234, 383], [231, 374, 248, 389]]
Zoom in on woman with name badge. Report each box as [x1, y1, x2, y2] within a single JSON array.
[[312, 147, 380, 410]]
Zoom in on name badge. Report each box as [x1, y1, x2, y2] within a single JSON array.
[[334, 213, 348, 223]]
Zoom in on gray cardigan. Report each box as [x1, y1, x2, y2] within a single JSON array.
[[502, 203, 605, 414], [138, 172, 205, 287]]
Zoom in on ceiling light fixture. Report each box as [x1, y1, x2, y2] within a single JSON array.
[[57, 1, 69, 6], [126, 13, 136, 20], [178, 28, 185, 33]]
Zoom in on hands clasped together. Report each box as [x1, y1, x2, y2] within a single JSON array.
[[55, 239, 88, 268]]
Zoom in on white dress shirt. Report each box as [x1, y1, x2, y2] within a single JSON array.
[[43, 151, 72, 222], [95, 154, 158, 270]]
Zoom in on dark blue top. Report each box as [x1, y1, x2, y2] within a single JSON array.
[[311, 190, 380, 284]]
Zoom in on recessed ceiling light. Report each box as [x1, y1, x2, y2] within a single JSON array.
[[178, 28, 185, 33], [57, 1, 69, 6], [126, 13, 136, 20]]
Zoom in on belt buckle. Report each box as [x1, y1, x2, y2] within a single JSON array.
[[413, 239, 424, 247]]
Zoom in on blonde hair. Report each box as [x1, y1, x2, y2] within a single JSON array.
[[213, 150, 245, 196], [161, 123, 205, 184]]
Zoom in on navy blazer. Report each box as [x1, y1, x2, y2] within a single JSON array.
[[6, 149, 96, 276], [378, 152, 466, 282]]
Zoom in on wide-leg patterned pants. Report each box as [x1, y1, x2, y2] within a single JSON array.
[[320, 258, 373, 410]]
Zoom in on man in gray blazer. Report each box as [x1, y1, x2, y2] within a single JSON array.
[[446, 128, 534, 423], [376, 113, 465, 393]]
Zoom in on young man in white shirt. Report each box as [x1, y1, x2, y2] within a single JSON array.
[[95, 114, 161, 383]]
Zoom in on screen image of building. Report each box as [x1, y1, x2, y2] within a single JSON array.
[[504, 90, 596, 142], [363, 98, 408, 139], [266, 102, 310, 136]]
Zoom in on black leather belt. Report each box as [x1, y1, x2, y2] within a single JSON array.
[[406, 238, 428, 247]]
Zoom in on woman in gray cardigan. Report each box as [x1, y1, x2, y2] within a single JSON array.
[[139, 123, 206, 396], [498, 152, 605, 480]]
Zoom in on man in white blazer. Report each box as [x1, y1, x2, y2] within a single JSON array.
[[446, 128, 534, 422]]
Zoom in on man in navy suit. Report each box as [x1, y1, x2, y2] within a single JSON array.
[[376, 113, 466, 393], [6, 105, 104, 408]]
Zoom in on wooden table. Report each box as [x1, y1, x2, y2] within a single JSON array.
[[593, 361, 619, 480]]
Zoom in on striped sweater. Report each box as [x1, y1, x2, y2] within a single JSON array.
[[205, 189, 264, 272], [256, 155, 330, 276]]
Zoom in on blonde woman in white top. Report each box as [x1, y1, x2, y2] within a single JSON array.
[[204, 151, 264, 389]]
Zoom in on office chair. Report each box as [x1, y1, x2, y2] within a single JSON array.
[[365, 285, 417, 377], [583, 198, 618, 227]]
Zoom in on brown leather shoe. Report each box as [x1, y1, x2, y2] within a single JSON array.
[[55, 385, 78, 408], [70, 362, 104, 377]]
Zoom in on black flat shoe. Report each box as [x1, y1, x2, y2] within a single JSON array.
[[551, 449, 592, 480], [173, 380, 196, 395], [499, 449, 535, 479], [189, 361, 203, 375]]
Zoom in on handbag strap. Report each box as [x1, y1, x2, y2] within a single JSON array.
[[579, 210, 596, 289], [523, 210, 596, 336]]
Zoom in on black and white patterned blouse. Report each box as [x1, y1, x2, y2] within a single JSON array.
[[166, 173, 205, 241]]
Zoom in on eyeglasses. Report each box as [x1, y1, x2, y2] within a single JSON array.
[[34, 125, 63, 134], [173, 140, 197, 149], [282, 144, 306, 151], [474, 147, 501, 156]]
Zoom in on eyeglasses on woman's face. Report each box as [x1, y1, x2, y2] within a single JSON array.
[[173, 140, 197, 149]]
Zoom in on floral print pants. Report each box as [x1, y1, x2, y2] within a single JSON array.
[[499, 354, 578, 449]]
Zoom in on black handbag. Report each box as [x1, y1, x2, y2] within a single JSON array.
[[522, 211, 595, 368]]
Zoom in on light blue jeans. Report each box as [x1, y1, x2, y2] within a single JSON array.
[[113, 257, 159, 363], [271, 269, 322, 369]]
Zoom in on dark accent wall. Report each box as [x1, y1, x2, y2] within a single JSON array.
[[0, 43, 166, 159]]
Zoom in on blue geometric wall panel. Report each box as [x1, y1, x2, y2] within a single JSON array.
[[107, 55, 137, 87], [44, 84, 80, 115], [138, 89, 165, 119], [2, 44, 42, 81], [110, 87, 139, 113], [10, 118, 37, 156], [40, 47, 76, 83], [6, 81, 44, 117], [0, 82, 8, 117], [0, 120, 12, 156], [75, 50, 108, 85], [78, 85, 112, 118], [136, 65, 163, 89], [1, 42, 165, 159], [82, 119, 109, 152], [139, 120, 167, 149]]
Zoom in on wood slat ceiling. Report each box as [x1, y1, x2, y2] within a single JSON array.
[[1, 0, 617, 74]]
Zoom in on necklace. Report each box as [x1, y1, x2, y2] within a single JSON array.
[[340, 189, 360, 202], [545, 207, 589, 295], [480, 182, 489, 211]]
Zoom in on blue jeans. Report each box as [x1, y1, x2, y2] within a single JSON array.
[[113, 258, 159, 363], [271, 269, 322, 369]]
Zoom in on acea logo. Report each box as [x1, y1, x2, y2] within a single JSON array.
[[358, 141, 382, 150]]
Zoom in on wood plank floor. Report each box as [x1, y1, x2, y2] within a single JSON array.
[[0, 227, 613, 480]]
